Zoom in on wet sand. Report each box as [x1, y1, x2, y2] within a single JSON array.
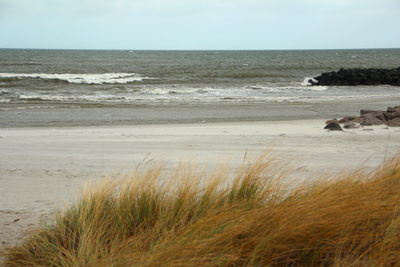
[[2, 98, 400, 127]]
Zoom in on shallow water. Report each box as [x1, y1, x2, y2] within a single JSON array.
[[0, 49, 399, 126]]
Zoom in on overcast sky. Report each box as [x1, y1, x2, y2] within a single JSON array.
[[0, 0, 399, 50]]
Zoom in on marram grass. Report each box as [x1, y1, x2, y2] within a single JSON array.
[[3, 156, 400, 266]]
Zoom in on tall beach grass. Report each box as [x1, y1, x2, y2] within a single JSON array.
[[3, 155, 400, 266]]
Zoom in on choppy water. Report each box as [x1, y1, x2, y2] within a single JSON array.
[[1, 49, 400, 105]]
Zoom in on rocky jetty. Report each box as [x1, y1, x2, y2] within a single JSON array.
[[309, 67, 400, 86], [324, 105, 400, 130]]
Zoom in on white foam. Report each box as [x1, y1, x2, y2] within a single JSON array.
[[10, 90, 400, 105], [302, 77, 317, 86], [299, 85, 328, 91], [0, 73, 152, 84]]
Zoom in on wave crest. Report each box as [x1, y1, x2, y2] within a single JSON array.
[[0, 73, 152, 84]]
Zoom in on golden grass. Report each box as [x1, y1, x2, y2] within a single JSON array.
[[3, 156, 400, 266]]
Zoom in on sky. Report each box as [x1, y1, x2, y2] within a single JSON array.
[[0, 0, 399, 50]]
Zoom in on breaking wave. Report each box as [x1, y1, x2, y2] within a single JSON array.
[[0, 73, 152, 84], [302, 77, 318, 86]]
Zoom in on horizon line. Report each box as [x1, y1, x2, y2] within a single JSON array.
[[1, 47, 400, 52]]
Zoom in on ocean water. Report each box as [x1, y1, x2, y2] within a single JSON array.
[[1, 49, 400, 126]]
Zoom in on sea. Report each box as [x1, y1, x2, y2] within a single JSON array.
[[1, 49, 400, 127]]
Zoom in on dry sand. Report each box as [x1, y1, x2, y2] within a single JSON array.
[[1, 119, 400, 252]]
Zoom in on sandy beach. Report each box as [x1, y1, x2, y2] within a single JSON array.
[[1, 119, 400, 252]]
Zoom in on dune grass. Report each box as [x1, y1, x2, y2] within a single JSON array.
[[3, 155, 400, 266]]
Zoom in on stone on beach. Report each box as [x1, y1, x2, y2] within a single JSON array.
[[325, 118, 339, 125], [384, 111, 400, 121], [327, 105, 400, 129], [324, 121, 343, 131], [387, 106, 400, 113], [360, 113, 386, 126], [339, 116, 358, 124], [360, 110, 386, 116]]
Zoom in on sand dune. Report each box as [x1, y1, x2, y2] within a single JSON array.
[[1, 119, 400, 251]]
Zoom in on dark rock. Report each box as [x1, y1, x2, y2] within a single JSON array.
[[384, 111, 400, 121], [343, 122, 360, 129], [360, 113, 385, 126], [360, 111, 386, 124], [374, 113, 387, 123], [339, 116, 358, 123], [360, 110, 384, 116], [388, 118, 400, 127], [325, 118, 338, 124], [324, 121, 343, 131], [387, 106, 400, 113], [326, 105, 400, 129], [310, 68, 400, 86]]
